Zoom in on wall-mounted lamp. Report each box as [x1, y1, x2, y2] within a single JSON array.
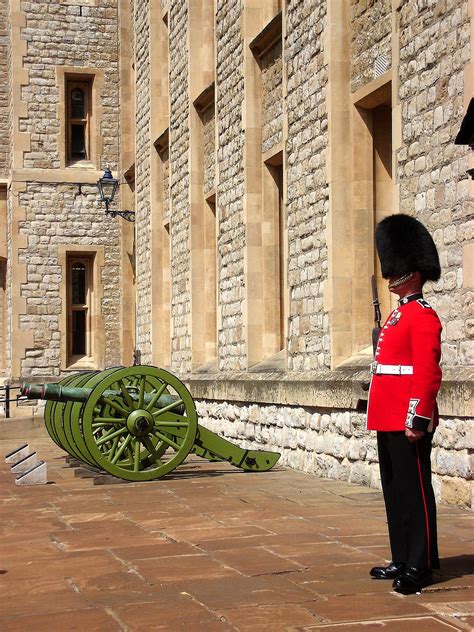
[[97, 168, 136, 222]]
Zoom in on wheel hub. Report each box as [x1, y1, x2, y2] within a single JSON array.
[[126, 409, 154, 436]]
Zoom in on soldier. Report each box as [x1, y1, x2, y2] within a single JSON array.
[[367, 214, 442, 595]]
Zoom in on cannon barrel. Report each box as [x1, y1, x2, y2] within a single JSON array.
[[21, 381, 184, 414]]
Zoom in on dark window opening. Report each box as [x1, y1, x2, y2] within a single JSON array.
[[71, 262, 86, 304], [67, 256, 92, 363], [71, 125, 86, 159], [70, 87, 85, 118], [72, 311, 86, 355]]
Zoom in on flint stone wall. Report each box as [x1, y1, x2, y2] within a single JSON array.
[[261, 39, 283, 153], [160, 145, 170, 224], [4, 0, 122, 380], [20, 0, 119, 169], [286, 0, 329, 371], [197, 400, 472, 508], [5, 191, 13, 374], [216, 0, 246, 371], [169, 0, 191, 372], [396, 0, 472, 368], [0, 0, 8, 176], [202, 105, 216, 195], [350, 0, 392, 92], [134, 0, 153, 362], [18, 182, 121, 376]]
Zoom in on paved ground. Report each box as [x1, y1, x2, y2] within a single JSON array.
[[0, 419, 473, 631]]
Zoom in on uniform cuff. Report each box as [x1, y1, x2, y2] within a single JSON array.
[[405, 414, 430, 432]]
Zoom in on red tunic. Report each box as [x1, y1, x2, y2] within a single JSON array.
[[367, 293, 442, 432]]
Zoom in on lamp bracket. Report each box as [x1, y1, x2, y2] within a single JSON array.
[[106, 209, 136, 223]]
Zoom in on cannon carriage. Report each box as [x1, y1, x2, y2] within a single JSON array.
[[21, 365, 280, 481]]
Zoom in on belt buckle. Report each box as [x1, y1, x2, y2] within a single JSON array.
[[370, 361, 378, 375]]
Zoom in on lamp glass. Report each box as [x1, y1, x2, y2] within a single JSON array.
[[98, 168, 119, 204]]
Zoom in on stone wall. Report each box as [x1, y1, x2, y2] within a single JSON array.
[[169, 0, 191, 372], [261, 39, 283, 153], [198, 400, 472, 508], [350, 0, 392, 92], [202, 105, 216, 195], [286, 0, 330, 371], [2, 0, 122, 382], [0, 260, 5, 371], [161, 145, 170, 224], [17, 183, 121, 376], [397, 0, 472, 367], [216, 0, 246, 371], [0, 0, 8, 176], [134, 0, 153, 362], [126, 1, 472, 510], [20, 0, 120, 169]]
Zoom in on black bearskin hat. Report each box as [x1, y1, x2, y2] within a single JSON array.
[[375, 214, 441, 281]]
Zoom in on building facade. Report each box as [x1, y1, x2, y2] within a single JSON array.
[[0, 0, 132, 389], [1, 0, 473, 507]]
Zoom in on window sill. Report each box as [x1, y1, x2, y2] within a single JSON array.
[[336, 346, 373, 370], [248, 349, 287, 373], [64, 357, 97, 372], [66, 160, 96, 170]]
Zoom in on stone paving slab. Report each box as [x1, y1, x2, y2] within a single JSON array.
[[0, 425, 473, 631]]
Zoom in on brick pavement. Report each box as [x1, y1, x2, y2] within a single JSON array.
[[0, 420, 472, 631]]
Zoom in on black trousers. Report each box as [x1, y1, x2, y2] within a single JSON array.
[[377, 431, 439, 570]]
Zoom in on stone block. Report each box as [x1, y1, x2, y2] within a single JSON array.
[[11, 451, 38, 474], [15, 460, 47, 485], [434, 448, 471, 478], [438, 475, 472, 508], [5, 443, 31, 464]]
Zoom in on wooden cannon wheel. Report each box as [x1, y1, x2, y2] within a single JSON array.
[[81, 366, 198, 481], [44, 372, 81, 449], [49, 371, 99, 465]]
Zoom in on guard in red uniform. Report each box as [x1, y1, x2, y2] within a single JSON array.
[[367, 214, 442, 595]]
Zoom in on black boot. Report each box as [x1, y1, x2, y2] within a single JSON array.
[[370, 562, 406, 580], [392, 567, 433, 594]]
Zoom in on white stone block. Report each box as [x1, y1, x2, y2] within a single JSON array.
[[15, 461, 47, 485], [11, 452, 38, 474], [5, 444, 30, 465]]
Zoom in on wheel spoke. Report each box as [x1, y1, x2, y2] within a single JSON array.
[[92, 418, 126, 426], [126, 443, 135, 462], [105, 435, 120, 456], [138, 376, 146, 408], [153, 429, 181, 450], [96, 426, 127, 446], [111, 434, 133, 464], [145, 382, 167, 411], [101, 396, 129, 417], [117, 380, 135, 411], [154, 420, 189, 429], [133, 439, 141, 472], [152, 398, 184, 418], [141, 436, 164, 465]]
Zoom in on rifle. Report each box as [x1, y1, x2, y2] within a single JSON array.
[[371, 274, 382, 355]]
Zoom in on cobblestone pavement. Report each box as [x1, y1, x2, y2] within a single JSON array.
[[0, 420, 472, 631]]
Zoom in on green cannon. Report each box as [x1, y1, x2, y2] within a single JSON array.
[[20, 365, 280, 481]]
